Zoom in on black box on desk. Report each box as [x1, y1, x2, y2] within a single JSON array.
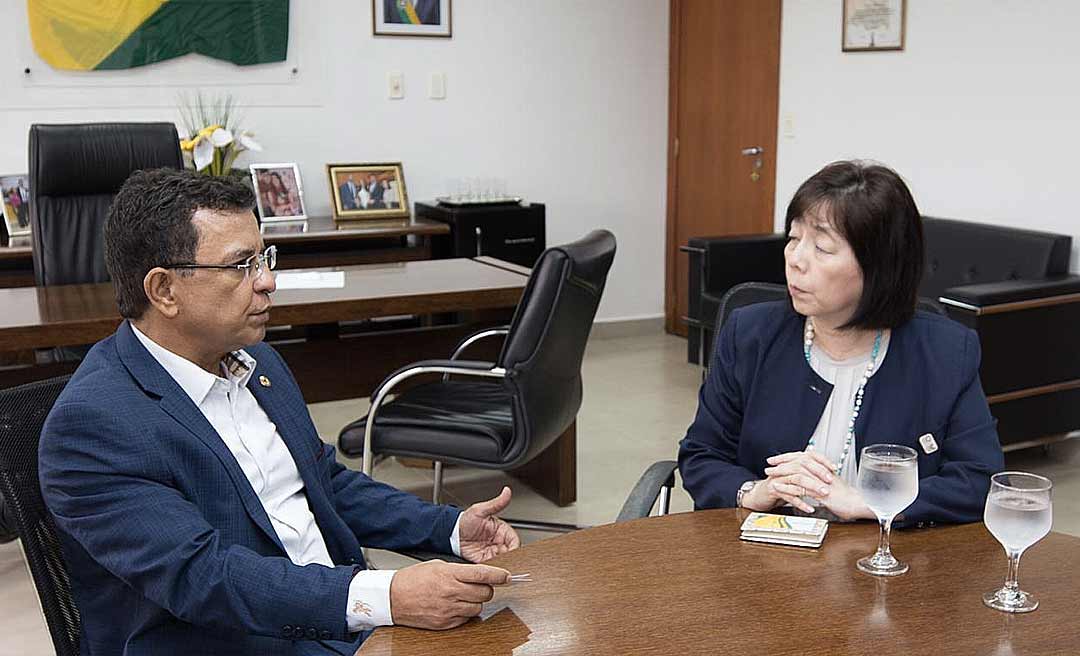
[[415, 201, 545, 268]]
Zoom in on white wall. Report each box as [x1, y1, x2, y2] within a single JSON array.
[[0, 1, 670, 321], [777, 0, 1080, 272]]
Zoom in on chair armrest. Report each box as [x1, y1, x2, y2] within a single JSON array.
[[615, 460, 678, 523], [357, 360, 507, 475], [939, 275, 1080, 311], [449, 326, 510, 360]]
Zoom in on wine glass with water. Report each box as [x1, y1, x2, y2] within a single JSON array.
[[857, 444, 919, 576], [982, 472, 1052, 613]]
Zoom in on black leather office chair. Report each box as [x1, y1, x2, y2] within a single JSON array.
[[338, 231, 616, 527], [0, 376, 80, 656], [29, 122, 183, 287]]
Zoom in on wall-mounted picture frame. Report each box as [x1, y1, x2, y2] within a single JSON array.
[[373, 0, 451, 38], [328, 163, 410, 220], [842, 0, 905, 52], [250, 163, 307, 222], [0, 173, 31, 238]]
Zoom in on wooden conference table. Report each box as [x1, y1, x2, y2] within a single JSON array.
[[358, 509, 1080, 655]]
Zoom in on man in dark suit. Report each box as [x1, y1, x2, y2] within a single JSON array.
[[366, 174, 385, 208], [39, 169, 520, 655], [338, 174, 359, 210]]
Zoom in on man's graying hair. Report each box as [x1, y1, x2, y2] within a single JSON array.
[[104, 168, 255, 319]]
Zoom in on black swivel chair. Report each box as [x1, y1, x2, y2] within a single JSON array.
[[0, 376, 80, 656], [29, 122, 184, 287], [339, 231, 616, 530]]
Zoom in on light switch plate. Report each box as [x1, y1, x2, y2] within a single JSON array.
[[782, 113, 795, 138], [387, 71, 404, 99], [428, 72, 446, 99]]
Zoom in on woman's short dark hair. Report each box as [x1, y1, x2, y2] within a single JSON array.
[[784, 160, 924, 330], [104, 168, 255, 319]]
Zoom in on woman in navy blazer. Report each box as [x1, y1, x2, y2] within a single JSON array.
[[678, 161, 1004, 526]]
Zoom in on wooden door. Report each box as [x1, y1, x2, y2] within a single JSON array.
[[664, 0, 782, 335]]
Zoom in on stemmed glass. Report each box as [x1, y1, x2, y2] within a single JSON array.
[[857, 444, 919, 576], [982, 472, 1053, 613]]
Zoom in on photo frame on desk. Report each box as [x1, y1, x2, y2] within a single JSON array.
[[0, 173, 31, 238], [250, 163, 307, 222], [842, 0, 905, 52], [328, 162, 410, 220], [373, 0, 451, 38]]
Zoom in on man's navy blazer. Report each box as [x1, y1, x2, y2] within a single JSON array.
[[39, 322, 460, 655], [678, 302, 1005, 525]]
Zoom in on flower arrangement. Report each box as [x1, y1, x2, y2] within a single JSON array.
[[177, 93, 262, 176]]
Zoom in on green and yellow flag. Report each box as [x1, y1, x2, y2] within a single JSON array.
[[28, 0, 289, 71]]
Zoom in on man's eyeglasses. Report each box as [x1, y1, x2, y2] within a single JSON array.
[[163, 245, 277, 280]]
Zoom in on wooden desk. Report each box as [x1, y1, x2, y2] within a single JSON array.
[[0, 258, 521, 351], [358, 509, 1080, 655], [0, 257, 577, 506], [0, 216, 450, 289]]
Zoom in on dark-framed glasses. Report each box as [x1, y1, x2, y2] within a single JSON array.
[[163, 245, 277, 280]]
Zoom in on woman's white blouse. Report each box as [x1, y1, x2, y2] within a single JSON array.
[[805, 328, 892, 487]]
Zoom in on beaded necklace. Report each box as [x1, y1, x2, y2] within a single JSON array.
[[803, 318, 883, 476]]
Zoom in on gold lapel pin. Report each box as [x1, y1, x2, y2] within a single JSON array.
[[259, 375, 271, 388]]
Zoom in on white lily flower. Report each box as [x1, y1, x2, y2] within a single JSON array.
[[238, 132, 262, 152], [210, 128, 234, 147], [193, 136, 214, 170]]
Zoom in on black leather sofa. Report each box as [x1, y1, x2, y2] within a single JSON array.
[[683, 217, 1080, 450]]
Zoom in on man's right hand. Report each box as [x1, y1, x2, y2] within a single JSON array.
[[389, 559, 510, 630]]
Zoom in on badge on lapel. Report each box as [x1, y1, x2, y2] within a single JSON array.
[[918, 433, 938, 454], [259, 375, 271, 388]]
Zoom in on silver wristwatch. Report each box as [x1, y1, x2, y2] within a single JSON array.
[[736, 480, 758, 508]]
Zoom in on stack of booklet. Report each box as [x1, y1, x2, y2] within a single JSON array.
[[739, 512, 829, 548]]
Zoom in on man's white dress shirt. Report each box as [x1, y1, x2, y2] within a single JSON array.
[[131, 325, 462, 632]]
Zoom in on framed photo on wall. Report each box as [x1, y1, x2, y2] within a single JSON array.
[[0, 173, 31, 238], [373, 0, 451, 38], [328, 163, 409, 220], [250, 163, 307, 222], [842, 0, 905, 52]]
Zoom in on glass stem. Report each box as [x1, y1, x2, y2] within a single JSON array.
[[877, 516, 893, 558], [1003, 550, 1023, 595]]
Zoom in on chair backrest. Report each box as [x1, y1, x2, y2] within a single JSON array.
[[29, 122, 183, 286], [0, 376, 80, 656], [713, 281, 947, 354], [496, 230, 616, 466], [921, 217, 1072, 301]]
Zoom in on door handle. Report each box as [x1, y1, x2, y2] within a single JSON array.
[[741, 147, 763, 156]]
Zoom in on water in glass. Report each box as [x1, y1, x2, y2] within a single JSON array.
[[860, 458, 919, 519], [856, 444, 919, 576], [983, 471, 1053, 613]]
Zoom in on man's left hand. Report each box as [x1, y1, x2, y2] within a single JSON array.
[[458, 486, 521, 563]]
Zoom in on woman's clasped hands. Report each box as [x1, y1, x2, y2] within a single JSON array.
[[741, 451, 874, 521]]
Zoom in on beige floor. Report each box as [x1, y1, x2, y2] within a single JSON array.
[[3, 331, 1079, 653]]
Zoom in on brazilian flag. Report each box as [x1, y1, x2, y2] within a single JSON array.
[[28, 0, 289, 71]]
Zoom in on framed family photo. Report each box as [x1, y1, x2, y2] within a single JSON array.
[[1, 173, 31, 238], [328, 163, 410, 220], [250, 163, 307, 222], [842, 0, 905, 52], [373, 0, 451, 38]]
